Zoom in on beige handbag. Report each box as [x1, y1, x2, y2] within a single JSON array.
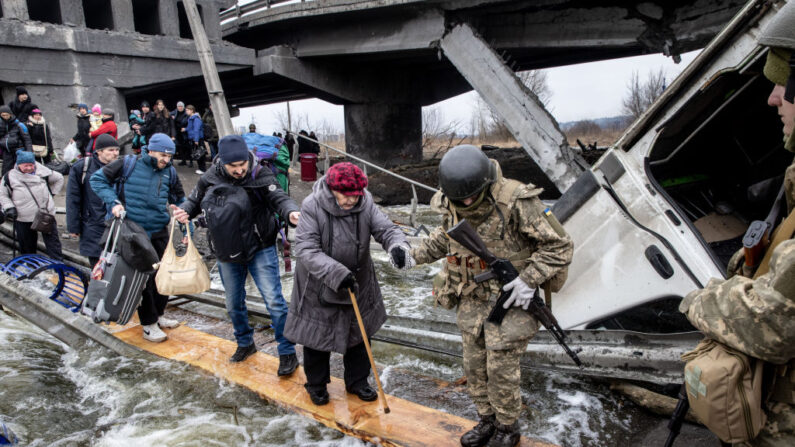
[[155, 217, 211, 295]]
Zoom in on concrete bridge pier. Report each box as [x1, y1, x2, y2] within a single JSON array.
[[344, 103, 422, 168]]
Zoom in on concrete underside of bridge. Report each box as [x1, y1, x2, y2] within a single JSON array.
[[227, 0, 748, 190], [0, 0, 749, 193]]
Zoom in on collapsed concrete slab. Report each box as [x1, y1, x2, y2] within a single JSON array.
[[440, 23, 587, 194]]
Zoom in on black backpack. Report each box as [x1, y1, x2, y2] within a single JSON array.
[[201, 180, 260, 264]]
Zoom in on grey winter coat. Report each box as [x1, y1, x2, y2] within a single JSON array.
[[0, 163, 64, 222], [284, 179, 407, 354]]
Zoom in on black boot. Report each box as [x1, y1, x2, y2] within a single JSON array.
[[278, 353, 298, 376], [486, 422, 520, 447], [305, 385, 330, 405], [460, 413, 496, 447], [230, 344, 256, 363]]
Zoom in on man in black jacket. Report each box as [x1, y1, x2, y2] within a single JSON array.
[[0, 106, 33, 176], [66, 134, 120, 266], [173, 135, 301, 375]]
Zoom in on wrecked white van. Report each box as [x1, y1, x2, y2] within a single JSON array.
[[552, 0, 792, 331]]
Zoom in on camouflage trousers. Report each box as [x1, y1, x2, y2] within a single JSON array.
[[462, 331, 525, 425], [738, 402, 795, 447]]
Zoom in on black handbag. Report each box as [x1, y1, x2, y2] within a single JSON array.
[[21, 181, 56, 234]]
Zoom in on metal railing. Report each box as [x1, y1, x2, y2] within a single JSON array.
[[220, 0, 305, 23], [291, 132, 438, 227]]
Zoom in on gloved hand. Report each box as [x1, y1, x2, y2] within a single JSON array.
[[388, 244, 416, 270], [338, 273, 356, 292], [501, 277, 535, 310], [4, 207, 17, 222]]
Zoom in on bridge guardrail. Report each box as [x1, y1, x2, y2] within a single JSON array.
[[220, 0, 302, 23], [291, 132, 438, 228]]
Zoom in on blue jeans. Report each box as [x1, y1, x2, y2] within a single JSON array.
[[217, 245, 295, 355]]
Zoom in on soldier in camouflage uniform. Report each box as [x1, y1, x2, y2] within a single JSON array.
[[411, 145, 573, 447], [680, 5, 795, 446]]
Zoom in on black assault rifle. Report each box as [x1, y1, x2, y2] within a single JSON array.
[[446, 219, 582, 367]]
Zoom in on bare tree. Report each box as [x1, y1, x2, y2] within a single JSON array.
[[422, 106, 466, 159], [622, 68, 666, 119], [470, 69, 551, 142]]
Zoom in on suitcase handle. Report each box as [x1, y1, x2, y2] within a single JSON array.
[[111, 276, 126, 306], [102, 216, 125, 257]]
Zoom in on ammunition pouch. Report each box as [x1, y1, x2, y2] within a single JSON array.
[[432, 265, 459, 310]]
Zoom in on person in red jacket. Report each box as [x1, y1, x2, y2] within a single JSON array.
[[88, 109, 117, 153]]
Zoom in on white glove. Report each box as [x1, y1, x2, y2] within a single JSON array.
[[388, 244, 416, 270], [501, 277, 535, 310]]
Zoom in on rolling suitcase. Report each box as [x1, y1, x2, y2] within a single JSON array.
[[81, 217, 150, 325]]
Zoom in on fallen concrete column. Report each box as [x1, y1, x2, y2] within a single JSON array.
[[344, 103, 422, 168], [439, 23, 584, 194]]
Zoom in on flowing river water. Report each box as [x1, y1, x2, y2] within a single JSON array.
[[0, 205, 714, 446]]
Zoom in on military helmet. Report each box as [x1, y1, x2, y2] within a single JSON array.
[[759, 2, 795, 50], [760, 2, 795, 102], [438, 145, 496, 201]]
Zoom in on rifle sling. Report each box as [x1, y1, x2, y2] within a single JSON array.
[[753, 209, 795, 279]]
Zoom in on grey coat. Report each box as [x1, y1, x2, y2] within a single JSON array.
[[284, 179, 407, 353]]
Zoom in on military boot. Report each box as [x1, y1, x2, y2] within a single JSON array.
[[486, 421, 520, 447], [460, 413, 496, 447]]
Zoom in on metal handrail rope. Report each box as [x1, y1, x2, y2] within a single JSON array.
[[290, 132, 439, 193]]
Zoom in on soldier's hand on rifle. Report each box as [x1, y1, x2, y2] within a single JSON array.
[[502, 277, 535, 310], [388, 244, 416, 270], [339, 273, 356, 292]]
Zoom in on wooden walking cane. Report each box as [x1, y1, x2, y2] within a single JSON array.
[[348, 288, 391, 414]]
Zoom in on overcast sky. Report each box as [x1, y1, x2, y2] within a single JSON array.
[[232, 50, 701, 134]]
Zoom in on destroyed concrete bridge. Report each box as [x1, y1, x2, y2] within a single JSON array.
[[0, 0, 748, 193]]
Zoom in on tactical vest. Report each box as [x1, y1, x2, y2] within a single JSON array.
[[431, 176, 567, 309]]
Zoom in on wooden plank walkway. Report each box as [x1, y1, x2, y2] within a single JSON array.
[[112, 322, 557, 447]]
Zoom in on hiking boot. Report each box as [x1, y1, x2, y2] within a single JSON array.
[[306, 387, 329, 405], [230, 344, 257, 363], [142, 323, 167, 343], [486, 422, 520, 447], [277, 353, 298, 376], [157, 316, 180, 328], [460, 413, 496, 447], [347, 385, 378, 402], [195, 169, 204, 175]]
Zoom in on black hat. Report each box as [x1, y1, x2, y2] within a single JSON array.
[[218, 135, 251, 165], [141, 100, 150, 108], [16, 86, 27, 96], [94, 134, 119, 151]]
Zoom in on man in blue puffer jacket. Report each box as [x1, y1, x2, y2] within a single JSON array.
[[90, 133, 187, 343]]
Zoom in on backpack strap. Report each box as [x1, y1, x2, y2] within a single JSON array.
[[114, 154, 138, 203], [80, 157, 92, 184]]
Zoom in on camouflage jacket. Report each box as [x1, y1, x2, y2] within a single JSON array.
[[411, 162, 574, 349], [680, 238, 795, 365]]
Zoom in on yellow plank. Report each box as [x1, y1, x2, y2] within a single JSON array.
[[113, 324, 557, 447]]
